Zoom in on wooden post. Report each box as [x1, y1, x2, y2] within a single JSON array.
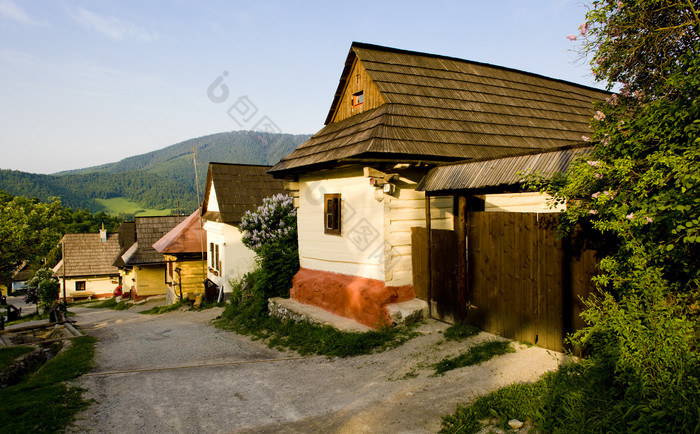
[[456, 196, 468, 321], [425, 195, 432, 319]]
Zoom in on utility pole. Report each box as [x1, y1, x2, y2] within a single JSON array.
[[61, 238, 67, 308]]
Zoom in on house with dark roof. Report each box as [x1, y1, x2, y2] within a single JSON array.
[[153, 209, 207, 304], [53, 228, 122, 301], [200, 163, 286, 294], [118, 216, 185, 300], [269, 42, 609, 328]]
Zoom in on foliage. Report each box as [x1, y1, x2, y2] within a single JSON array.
[[214, 293, 416, 357], [442, 322, 480, 341], [24, 268, 61, 310], [521, 2, 700, 432], [239, 193, 299, 299], [433, 341, 515, 375], [0, 193, 64, 285], [0, 336, 96, 433]]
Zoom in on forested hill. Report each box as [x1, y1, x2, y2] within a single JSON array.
[[0, 131, 310, 213]]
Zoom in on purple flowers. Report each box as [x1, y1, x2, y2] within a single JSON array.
[[594, 110, 606, 121], [239, 194, 297, 252]]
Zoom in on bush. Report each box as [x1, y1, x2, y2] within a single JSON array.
[[24, 268, 60, 312], [238, 194, 299, 299]]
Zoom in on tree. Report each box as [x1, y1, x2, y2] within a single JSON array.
[[0, 193, 64, 286], [24, 268, 60, 312], [536, 1, 700, 430]]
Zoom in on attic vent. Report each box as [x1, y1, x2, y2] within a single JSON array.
[[352, 91, 364, 108]]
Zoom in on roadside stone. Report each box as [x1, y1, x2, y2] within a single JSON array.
[[508, 418, 524, 430]]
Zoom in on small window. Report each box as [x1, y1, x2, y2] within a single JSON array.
[[352, 91, 364, 107], [324, 193, 341, 235], [209, 243, 214, 267], [75, 281, 86, 291]]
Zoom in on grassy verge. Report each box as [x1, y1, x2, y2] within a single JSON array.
[[443, 322, 480, 341], [140, 300, 225, 315], [0, 345, 34, 371], [85, 298, 132, 310], [441, 357, 700, 433], [0, 336, 97, 433], [212, 296, 417, 357], [434, 340, 515, 375]]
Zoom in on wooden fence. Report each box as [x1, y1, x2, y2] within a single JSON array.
[[412, 212, 597, 352]]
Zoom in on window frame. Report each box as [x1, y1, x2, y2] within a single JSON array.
[[352, 91, 364, 108], [75, 281, 86, 292], [324, 193, 342, 235]]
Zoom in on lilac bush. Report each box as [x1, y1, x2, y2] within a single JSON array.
[[239, 193, 297, 253]]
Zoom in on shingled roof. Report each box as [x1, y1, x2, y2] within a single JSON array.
[[121, 216, 185, 266], [201, 163, 287, 225], [270, 42, 609, 176], [54, 233, 121, 278], [417, 146, 591, 194]]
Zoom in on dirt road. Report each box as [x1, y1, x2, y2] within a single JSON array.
[[68, 302, 566, 433]]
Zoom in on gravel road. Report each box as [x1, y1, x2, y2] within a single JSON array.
[[67, 301, 567, 433]]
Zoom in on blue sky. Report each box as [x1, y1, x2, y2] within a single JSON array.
[[0, 0, 600, 174]]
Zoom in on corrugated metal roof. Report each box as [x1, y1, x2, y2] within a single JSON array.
[[416, 147, 591, 192], [270, 42, 608, 176], [152, 209, 207, 254], [200, 163, 287, 225]]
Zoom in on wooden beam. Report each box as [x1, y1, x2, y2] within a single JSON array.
[[425, 195, 432, 319], [457, 195, 468, 321]]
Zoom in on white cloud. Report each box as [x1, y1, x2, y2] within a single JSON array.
[[0, 0, 47, 27], [73, 7, 159, 42]]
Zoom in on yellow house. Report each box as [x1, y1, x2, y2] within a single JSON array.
[[53, 229, 122, 301], [117, 216, 185, 301], [153, 209, 208, 304]]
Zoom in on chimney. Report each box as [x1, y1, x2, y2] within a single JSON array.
[[100, 222, 107, 243]]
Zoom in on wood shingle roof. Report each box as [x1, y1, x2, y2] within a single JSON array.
[[122, 216, 185, 266], [54, 233, 121, 278], [270, 42, 609, 176], [201, 163, 287, 225]]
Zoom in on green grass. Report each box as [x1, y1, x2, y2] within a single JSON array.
[[140, 301, 185, 315], [0, 345, 34, 371], [213, 296, 417, 357], [443, 322, 480, 341], [5, 311, 48, 326], [434, 340, 515, 375], [95, 197, 173, 217], [0, 336, 96, 433], [85, 298, 118, 309]]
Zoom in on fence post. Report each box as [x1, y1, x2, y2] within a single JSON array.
[[457, 195, 468, 321]]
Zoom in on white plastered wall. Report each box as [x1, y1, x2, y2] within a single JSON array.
[[60, 275, 119, 298], [203, 220, 257, 293], [297, 167, 454, 287]]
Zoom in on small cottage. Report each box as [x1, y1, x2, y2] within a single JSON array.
[[53, 228, 122, 301], [200, 163, 286, 294], [152, 209, 208, 304], [270, 42, 608, 328], [117, 216, 185, 300]]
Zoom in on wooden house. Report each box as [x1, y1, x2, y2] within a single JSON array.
[[152, 209, 207, 304], [200, 163, 286, 294], [269, 42, 609, 328], [53, 228, 122, 301], [117, 216, 185, 301]]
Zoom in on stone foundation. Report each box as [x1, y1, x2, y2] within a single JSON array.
[[289, 268, 415, 328]]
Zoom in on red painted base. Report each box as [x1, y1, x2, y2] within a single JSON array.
[[289, 268, 415, 328]]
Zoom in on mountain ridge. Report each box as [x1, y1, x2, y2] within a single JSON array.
[[0, 130, 310, 214]]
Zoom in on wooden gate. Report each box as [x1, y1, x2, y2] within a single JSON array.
[[411, 212, 597, 352], [411, 227, 460, 323]]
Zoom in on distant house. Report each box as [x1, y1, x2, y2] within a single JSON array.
[[10, 262, 33, 293], [152, 209, 207, 304], [117, 216, 185, 301], [200, 163, 287, 294], [269, 42, 608, 328], [53, 228, 122, 301]]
